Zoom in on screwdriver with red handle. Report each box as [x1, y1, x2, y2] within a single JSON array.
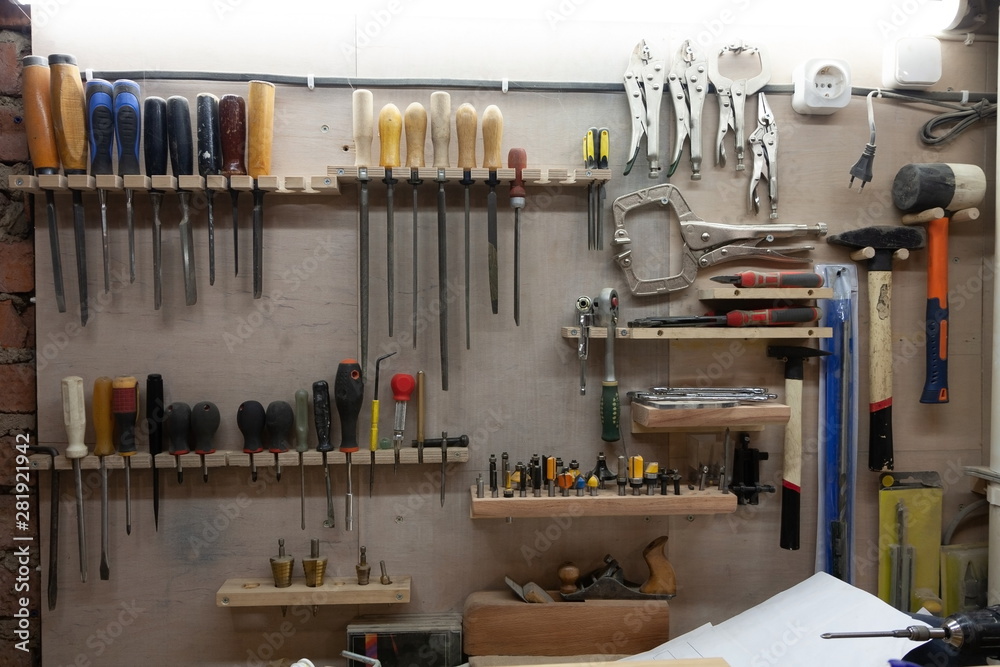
[[192, 401, 220, 483], [710, 271, 825, 288], [335, 359, 364, 531], [111, 376, 138, 535], [266, 400, 293, 482], [238, 400, 265, 483], [167, 402, 191, 484], [628, 307, 821, 328]]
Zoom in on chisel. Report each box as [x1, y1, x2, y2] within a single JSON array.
[[508, 148, 526, 326], [111, 376, 138, 535], [22, 56, 65, 312], [27, 445, 58, 609], [313, 381, 335, 528], [61, 376, 87, 582], [430, 91, 451, 390], [191, 401, 220, 483], [404, 103, 426, 348], [247, 80, 275, 299], [482, 105, 503, 315], [294, 389, 309, 530], [49, 54, 88, 325], [265, 401, 293, 483], [455, 103, 477, 349], [86, 79, 114, 293], [197, 93, 222, 285], [219, 95, 247, 276], [143, 97, 168, 309], [167, 96, 197, 305], [92, 376, 114, 580], [353, 90, 374, 372], [166, 402, 191, 484], [237, 400, 264, 483], [145, 374, 164, 530], [335, 360, 364, 531], [113, 80, 141, 283], [379, 103, 402, 337]]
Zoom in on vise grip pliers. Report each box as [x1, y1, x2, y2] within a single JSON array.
[[666, 40, 708, 180], [748, 92, 778, 218], [611, 184, 827, 296], [708, 41, 770, 171], [623, 39, 666, 178]]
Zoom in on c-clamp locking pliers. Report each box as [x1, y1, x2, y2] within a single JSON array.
[[708, 41, 770, 171], [610, 184, 827, 296], [623, 39, 666, 178]]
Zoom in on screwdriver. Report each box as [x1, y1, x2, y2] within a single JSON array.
[[22, 56, 65, 312], [166, 402, 191, 484], [294, 389, 309, 530], [143, 96, 168, 309], [167, 95, 197, 305], [111, 376, 138, 535], [508, 148, 527, 326], [710, 271, 825, 288], [237, 400, 265, 483], [86, 79, 114, 294], [584, 128, 597, 250], [247, 80, 275, 299], [335, 359, 364, 531], [489, 453, 498, 498], [455, 103, 477, 349], [92, 377, 114, 580], [196, 93, 222, 285], [379, 104, 402, 336], [191, 401, 220, 483], [61, 376, 86, 582], [146, 374, 164, 530], [265, 401, 293, 482], [113, 80, 141, 284], [313, 381, 335, 528], [390, 373, 415, 473], [404, 102, 426, 347], [219, 95, 247, 276], [370, 352, 396, 494]]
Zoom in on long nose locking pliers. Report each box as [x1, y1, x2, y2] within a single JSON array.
[[667, 40, 708, 180], [623, 39, 666, 178], [748, 92, 778, 218], [708, 42, 770, 171], [611, 183, 826, 296]]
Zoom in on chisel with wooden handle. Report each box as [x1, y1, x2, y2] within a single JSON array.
[[220, 94, 247, 277], [247, 80, 274, 299], [456, 103, 477, 348], [379, 103, 402, 337]]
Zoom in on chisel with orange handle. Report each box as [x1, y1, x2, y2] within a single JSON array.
[[92, 377, 114, 580], [49, 54, 88, 325], [247, 80, 275, 299], [379, 104, 402, 336], [111, 376, 138, 535], [22, 56, 65, 313], [710, 271, 825, 288], [62, 376, 87, 582]]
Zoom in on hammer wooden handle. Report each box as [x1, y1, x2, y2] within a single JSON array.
[[868, 270, 894, 470], [780, 375, 802, 549]]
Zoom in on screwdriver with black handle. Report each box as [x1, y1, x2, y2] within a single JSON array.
[[237, 400, 264, 483], [166, 402, 191, 484], [295, 389, 309, 530], [143, 96, 168, 309], [247, 80, 275, 299], [22, 56, 65, 312], [313, 381, 335, 528], [86, 78, 114, 294], [167, 95, 197, 306], [111, 376, 138, 535], [49, 54, 89, 325], [192, 401, 220, 483], [335, 359, 364, 531], [113, 80, 141, 284], [92, 376, 114, 580], [197, 93, 222, 285], [219, 95, 247, 276], [266, 401, 293, 482], [62, 376, 87, 582], [146, 374, 164, 530]]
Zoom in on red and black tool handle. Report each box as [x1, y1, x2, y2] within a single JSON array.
[[717, 271, 824, 288], [237, 400, 264, 455], [166, 402, 191, 457], [191, 401, 220, 456], [265, 401, 294, 454], [313, 381, 333, 454], [335, 360, 364, 454]]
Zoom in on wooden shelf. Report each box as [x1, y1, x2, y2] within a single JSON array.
[[468, 486, 736, 519], [630, 402, 790, 430], [328, 165, 610, 186], [9, 174, 341, 196], [28, 448, 469, 471], [697, 287, 833, 300], [216, 575, 410, 608], [561, 325, 832, 340]]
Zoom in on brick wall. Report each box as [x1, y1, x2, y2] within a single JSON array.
[[0, 1, 37, 665]]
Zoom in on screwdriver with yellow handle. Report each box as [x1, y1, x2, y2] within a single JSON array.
[[379, 104, 402, 337], [247, 80, 275, 299], [22, 56, 65, 313], [92, 376, 114, 580], [370, 352, 396, 495], [62, 376, 87, 582], [111, 376, 138, 535]]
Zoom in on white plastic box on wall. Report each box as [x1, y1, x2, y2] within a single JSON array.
[[882, 36, 942, 89]]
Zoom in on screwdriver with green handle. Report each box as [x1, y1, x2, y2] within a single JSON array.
[[294, 389, 309, 530], [113, 80, 141, 284], [86, 79, 114, 294], [595, 288, 620, 442], [92, 376, 114, 580], [62, 376, 87, 582], [336, 359, 364, 531], [111, 376, 138, 535]]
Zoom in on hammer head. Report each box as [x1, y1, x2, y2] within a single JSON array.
[[827, 225, 925, 272], [767, 345, 831, 380]]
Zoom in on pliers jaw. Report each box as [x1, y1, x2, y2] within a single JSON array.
[[623, 39, 665, 178]]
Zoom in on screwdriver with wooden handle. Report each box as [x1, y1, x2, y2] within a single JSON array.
[[379, 103, 402, 337], [62, 376, 87, 582], [192, 401, 220, 483], [167, 95, 197, 306], [113, 80, 141, 284], [143, 97, 168, 309], [247, 80, 275, 299], [335, 359, 364, 531], [430, 91, 451, 390], [197, 93, 222, 285], [86, 79, 114, 294], [219, 95, 247, 277], [456, 103, 477, 349], [111, 376, 138, 535], [294, 389, 309, 530], [404, 102, 426, 348], [354, 90, 374, 373], [508, 148, 527, 326], [482, 106, 503, 316], [92, 376, 114, 580], [49, 54, 89, 325], [22, 56, 66, 312]]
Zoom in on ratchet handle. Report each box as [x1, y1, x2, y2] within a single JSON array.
[[600, 381, 621, 442]]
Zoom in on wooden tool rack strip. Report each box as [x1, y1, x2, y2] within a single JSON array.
[[468, 487, 737, 518], [216, 575, 411, 607]]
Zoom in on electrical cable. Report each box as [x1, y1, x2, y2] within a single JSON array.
[[919, 98, 997, 145]]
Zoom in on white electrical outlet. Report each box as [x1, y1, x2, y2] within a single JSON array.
[[791, 59, 852, 115]]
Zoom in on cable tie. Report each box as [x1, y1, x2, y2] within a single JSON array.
[[306, 74, 315, 91], [502, 78, 509, 94], [84, 68, 94, 81], [960, 89, 969, 104]]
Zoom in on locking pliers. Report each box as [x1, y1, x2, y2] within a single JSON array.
[[708, 41, 770, 171], [748, 92, 778, 218], [611, 184, 827, 296], [623, 39, 666, 178], [666, 40, 708, 180]]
